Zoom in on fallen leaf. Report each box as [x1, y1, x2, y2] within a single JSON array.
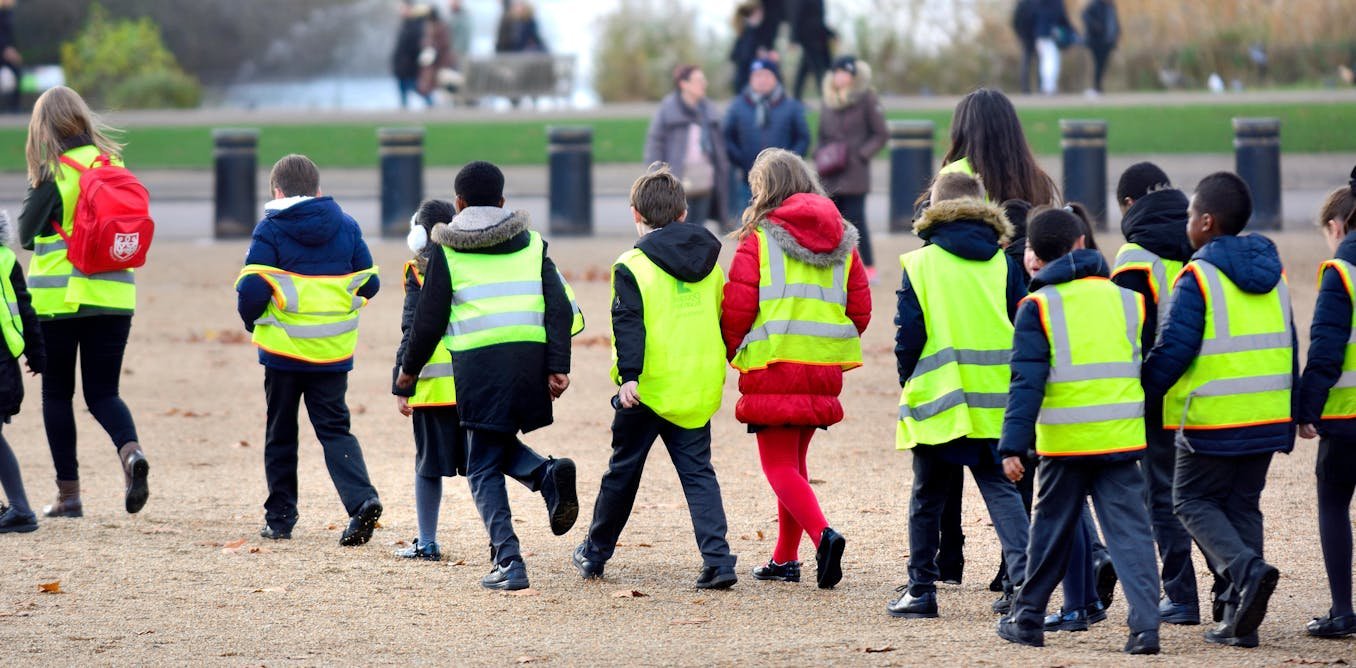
[[353, 404, 367, 415], [136, 630, 155, 636], [161, 407, 180, 416], [634, 543, 652, 548], [38, 581, 61, 594], [247, 546, 270, 554], [503, 589, 539, 597], [612, 590, 648, 598], [223, 538, 247, 549], [863, 645, 896, 654], [373, 521, 383, 529], [390, 539, 410, 547], [690, 598, 706, 605], [670, 618, 708, 626], [756, 530, 765, 541], [451, 559, 466, 566], [516, 657, 537, 664], [808, 478, 826, 485], [251, 587, 286, 594], [326, 524, 338, 530], [233, 440, 250, 448]]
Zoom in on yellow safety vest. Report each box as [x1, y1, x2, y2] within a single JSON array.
[[1112, 243, 1185, 305], [557, 267, 585, 336], [0, 246, 26, 358], [27, 145, 136, 317], [897, 244, 1012, 449], [236, 264, 378, 364], [611, 248, 725, 429], [441, 231, 547, 352], [1162, 260, 1293, 431], [1318, 259, 1356, 420], [403, 260, 456, 408], [1027, 278, 1147, 457], [730, 228, 861, 372]]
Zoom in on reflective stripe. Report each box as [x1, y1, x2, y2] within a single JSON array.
[[911, 347, 1010, 378], [6, 302, 17, 316], [1193, 373, 1292, 397], [451, 280, 543, 305], [418, 362, 455, 379], [899, 389, 1007, 422], [270, 275, 300, 311], [1042, 285, 1142, 383], [1198, 332, 1291, 355], [740, 320, 859, 346], [1040, 402, 1144, 425], [71, 269, 135, 284], [34, 239, 67, 255], [1333, 370, 1356, 390], [27, 275, 68, 289], [1195, 261, 1292, 352], [450, 311, 545, 336], [1116, 248, 1168, 300], [758, 229, 847, 305], [253, 316, 359, 338]]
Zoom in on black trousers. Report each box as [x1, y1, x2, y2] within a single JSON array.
[[1144, 426, 1198, 604], [263, 368, 378, 530], [1090, 46, 1113, 92], [583, 404, 734, 568], [793, 42, 831, 100], [40, 315, 140, 482], [465, 428, 541, 565], [831, 193, 873, 267], [1173, 449, 1273, 613]]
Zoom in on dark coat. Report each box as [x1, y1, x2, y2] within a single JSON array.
[[730, 23, 761, 95], [644, 92, 729, 224], [1012, 0, 1038, 48], [392, 15, 426, 79], [0, 249, 47, 419], [723, 85, 811, 174], [1081, 0, 1120, 51], [392, 249, 432, 398], [400, 208, 572, 434], [1141, 234, 1298, 456], [236, 197, 381, 373], [817, 65, 888, 197], [998, 249, 1148, 463], [789, 0, 830, 49], [1032, 0, 1073, 40], [1300, 230, 1356, 437]]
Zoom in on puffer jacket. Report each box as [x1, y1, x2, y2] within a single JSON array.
[[721, 193, 871, 426], [1300, 230, 1356, 438], [817, 61, 888, 197], [722, 84, 811, 174]]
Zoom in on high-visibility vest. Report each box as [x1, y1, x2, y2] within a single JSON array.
[[1027, 278, 1147, 457], [1162, 260, 1293, 431], [1112, 243, 1185, 305], [27, 145, 136, 317], [1317, 258, 1356, 420], [236, 264, 378, 364], [403, 260, 456, 408], [611, 248, 725, 429], [441, 231, 547, 352], [557, 267, 585, 336], [938, 157, 975, 177], [897, 244, 1012, 449], [0, 246, 26, 358], [730, 228, 861, 372]]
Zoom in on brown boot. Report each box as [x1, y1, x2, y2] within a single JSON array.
[[118, 441, 150, 514], [42, 479, 82, 518]]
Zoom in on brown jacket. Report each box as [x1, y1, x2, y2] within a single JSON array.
[[816, 63, 888, 197]]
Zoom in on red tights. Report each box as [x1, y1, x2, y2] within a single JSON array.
[[757, 426, 829, 563]]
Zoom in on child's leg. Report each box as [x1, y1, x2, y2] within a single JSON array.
[[465, 428, 521, 565], [1219, 453, 1275, 596], [262, 368, 304, 531], [583, 406, 661, 563], [1146, 427, 1197, 605], [38, 319, 80, 483], [1010, 459, 1088, 630], [74, 315, 139, 451], [1090, 461, 1163, 635], [302, 371, 380, 516], [936, 464, 966, 575], [1317, 475, 1356, 617], [758, 427, 828, 564], [1059, 516, 1097, 612], [906, 447, 954, 592], [970, 459, 1031, 587], [505, 439, 548, 491], [415, 473, 442, 546], [1173, 451, 1267, 616], [0, 425, 31, 514], [661, 420, 734, 568]]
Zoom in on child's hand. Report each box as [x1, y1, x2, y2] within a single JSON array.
[[548, 373, 570, 399], [397, 396, 412, 417], [395, 371, 416, 390], [1298, 423, 1319, 440], [1002, 456, 1025, 483], [617, 381, 640, 408]]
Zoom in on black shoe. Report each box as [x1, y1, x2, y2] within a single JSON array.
[[394, 538, 441, 561], [572, 543, 604, 580], [1203, 622, 1258, 648], [996, 617, 1044, 647], [1306, 613, 1356, 638], [1123, 629, 1160, 655], [481, 559, 530, 591], [992, 585, 1017, 615], [886, 586, 938, 619], [752, 560, 801, 583], [1232, 564, 1279, 637], [540, 457, 578, 536], [259, 524, 292, 540], [695, 565, 737, 590], [1094, 555, 1118, 608], [123, 449, 150, 514], [988, 561, 1007, 592], [339, 498, 382, 547], [1087, 600, 1107, 625], [815, 527, 845, 589], [0, 506, 38, 533], [1160, 597, 1201, 625], [1044, 607, 1089, 632]]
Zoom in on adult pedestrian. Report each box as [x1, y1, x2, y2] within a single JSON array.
[[18, 86, 149, 518], [724, 59, 810, 214], [448, 0, 472, 68], [730, 2, 767, 97], [1033, 0, 1075, 95], [789, 0, 833, 101], [0, 0, 21, 113], [1012, 0, 1038, 94], [816, 56, 887, 282], [416, 7, 454, 103], [1081, 0, 1120, 94], [392, 0, 431, 108], [644, 65, 729, 229], [496, 1, 548, 53]]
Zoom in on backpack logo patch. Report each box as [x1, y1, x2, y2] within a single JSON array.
[[111, 232, 140, 261]]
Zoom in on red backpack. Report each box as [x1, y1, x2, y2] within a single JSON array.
[[54, 154, 155, 274]]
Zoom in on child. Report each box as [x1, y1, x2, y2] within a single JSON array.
[[993, 207, 1161, 655], [1110, 161, 1202, 624], [573, 163, 737, 589], [1141, 171, 1295, 648], [1296, 167, 1356, 638], [236, 154, 383, 546], [0, 212, 46, 533], [393, 199, 577, 561], [889, 171, 1030, 619], [721, 148, 870, 589], [397, 161, 578, 591]]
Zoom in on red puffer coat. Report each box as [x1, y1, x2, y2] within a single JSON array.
[[721, 193, 872, 426]]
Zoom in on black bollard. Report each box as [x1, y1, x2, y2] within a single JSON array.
[[378, 127, 425, 239], [888, 120, 934, 233], [212, 128, 259, 239], [1060, 119, 1108, 230], [547, 126, 593, 236], [1234, 118, 1282, 230]]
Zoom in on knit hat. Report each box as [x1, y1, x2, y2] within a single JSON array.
[[830, 55, 858, 76], [750, 58, 780, 80]]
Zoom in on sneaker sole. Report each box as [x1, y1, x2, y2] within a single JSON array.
[[1204, 631, 1258, 648], [1232, 567, 1280, 637], [817, 534, 845, 589], [1046, 621, 1090, 633], [752, 573, 800, 583], [548, 459, 578, 536], [43, 508, 83, 518], [887, 609, 939, 619], [340, 503, 383, 546], [1162, 613, 1200, 625], [481, 579, 530, 591], [695, 575, 738, 590], [0, 523, 38, 533], [125, 457, 150, 514]]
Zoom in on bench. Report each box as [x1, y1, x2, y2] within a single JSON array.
[[453, 53, 575, 107]]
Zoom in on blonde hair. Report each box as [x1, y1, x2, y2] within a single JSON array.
[[25, 86, 123, 187], [734, 148, 826, 240], [930, 171, 986, 203], [629, 162, 686, 228]]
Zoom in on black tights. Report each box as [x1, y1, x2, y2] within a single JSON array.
[[1319, 477, 1356, 616]]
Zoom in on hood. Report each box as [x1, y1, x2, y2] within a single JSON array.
[[821, 61, 873, 110], [1120, 188, 1194, 262], [1029, 248, 1111, 291], [914, 198, 1013, 261], [763, 192, 858, 266], [1336, 230, 1356, 266], [264, 196, 345, 247], [1194, 234, 1284, 294], [636, 222, 721, 282], [433, 206, 530, 250]]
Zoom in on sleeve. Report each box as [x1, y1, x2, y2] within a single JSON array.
[[720, 234, 762, 360], [845, 248, 871, 334], [17, 181, 60, 251], [1299, 267, 1349, 423], [611, 263, 645, 384], [894, 269, 927, 385], [10, 263, 44, 373], [1006, 255, 1029, 322], [723, 105, 743, 170], [541, 249, 572, 375], [392, 267, 422, 397], [1141, 270, 1206, 396], [236, 232, 278, 331], [642, 106, 666, 166], [350, 230, 380, 299], [1112, 269, 1159, 350], [998, 299, 1050, 458], [790, 104, 811, 157], [858, 93, 889, 161], [401, 247, 453, 377]]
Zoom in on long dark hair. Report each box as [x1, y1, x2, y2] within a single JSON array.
[[941, 88, 1059, 206]]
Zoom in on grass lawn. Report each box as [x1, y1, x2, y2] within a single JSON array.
[[0, 101, 1348, 170]]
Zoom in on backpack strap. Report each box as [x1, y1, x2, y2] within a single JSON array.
[[58, 155, 88, 173]]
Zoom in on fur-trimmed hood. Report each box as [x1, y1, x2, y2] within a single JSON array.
[[0, 209, 13, 248], [913, 198, 1014, 243], [432, 206, 530, 250], [821, 60, 874, 111], [763, 192, 859, 267]]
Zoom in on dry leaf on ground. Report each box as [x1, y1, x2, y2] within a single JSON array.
[[863, 645, 896, 653], [223, 538, 247, 549], [38, 581, 61, 594], [611, 590, 648, 598]]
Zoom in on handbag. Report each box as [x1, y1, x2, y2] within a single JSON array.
[[813, 141, 850, 177]]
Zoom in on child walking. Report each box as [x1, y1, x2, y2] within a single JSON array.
[[721, 148, 870, 589], [0, 211, 46, 533]]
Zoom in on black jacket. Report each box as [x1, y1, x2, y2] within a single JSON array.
[[0, 252, 46, 418], [392, 249, 432, 398], [1111, 188, 1193, 354], [999, 249, 1148, 462], [401, 208, 572, 434], [1300, 230, 1356, 437], [613, 222, 722, 384], [392, 15, 426, 79], [1081, 0, 1120, 51]]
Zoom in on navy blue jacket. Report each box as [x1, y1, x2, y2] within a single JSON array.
[[1141, 234, 1298, 456], [1299, 230, 1356, 437], [236, 197, 381, 373], [999, 249, 1148, 462], [722, 85, 810, 173]]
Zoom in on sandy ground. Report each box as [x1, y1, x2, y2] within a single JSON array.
[[0, 230, 1353, 667]]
